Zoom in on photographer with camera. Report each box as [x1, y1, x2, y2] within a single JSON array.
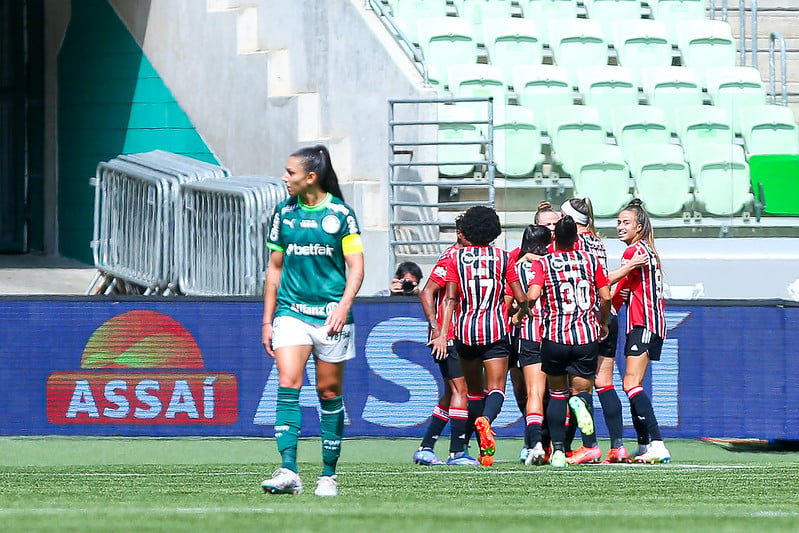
[[374, 261, 423, 296]]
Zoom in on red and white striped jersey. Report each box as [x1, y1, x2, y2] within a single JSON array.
[[428, 244, 459, 342], [530, 249, 610, 345], [621, 241, 666, 338], [512, 256, 545, 342], [444, 245, 519, 345], [576, 232, 608, 272]]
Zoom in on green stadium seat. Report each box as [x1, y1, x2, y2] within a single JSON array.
[[705, 66, 767, 136], [676, 105, 733, 166], [437, 103, 483, 177], [628, 143, 692, 216], [650, 0, 707, 45], [448, 63, 507, 122], [584, 0, 643, 44], [642, 66, 703, 134], [393, 0, 449, 44], [492, 105, 545, 178], [513, 64, 574, 132], [578, 65, 639, 133], [570, 144, 633, 216], [454, 0, 513, 44], [612, 105, 670, 163], [546, 104, 606, 175], [691, 143, 751, 216], [748, 154, 799, 215], [418, 17, 478, 83], [739, 105, 799, 157], [548, 18, 609, 87], [483, 18, 543, 88], [613, 19, 672, 88], [519, 0, 578, 46], [677, 20, 737, 89]]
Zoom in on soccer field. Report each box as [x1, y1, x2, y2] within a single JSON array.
[[2, 437, 799, 532]]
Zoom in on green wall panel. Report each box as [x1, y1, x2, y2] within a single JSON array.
[[58, 0, 218, 264]]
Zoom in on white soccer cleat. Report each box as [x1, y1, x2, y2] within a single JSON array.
[[634, 440, 671, 464], [314, 474, 338, 497], [525, 442, 546, 466], [261, 467, 303, 495]]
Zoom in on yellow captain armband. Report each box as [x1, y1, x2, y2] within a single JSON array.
[[342, 233, 363, 255]]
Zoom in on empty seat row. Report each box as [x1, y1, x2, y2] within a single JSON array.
[[418, 16, 736, 91], [388, 0, 707, 45]]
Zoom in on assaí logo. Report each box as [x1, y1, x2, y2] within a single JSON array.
[[46, 310, 238, 425]]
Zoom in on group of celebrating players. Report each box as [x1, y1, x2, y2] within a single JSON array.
[[414, 198, 670, 468]]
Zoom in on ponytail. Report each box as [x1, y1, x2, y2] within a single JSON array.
[[291, 145, 344, 201]]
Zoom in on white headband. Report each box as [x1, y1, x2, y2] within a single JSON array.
[[560, 201, 589, 225]]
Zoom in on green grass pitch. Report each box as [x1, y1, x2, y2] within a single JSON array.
[[2, 437, 799, 532]]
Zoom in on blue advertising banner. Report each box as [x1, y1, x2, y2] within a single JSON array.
[[0, 298, 797, 439]]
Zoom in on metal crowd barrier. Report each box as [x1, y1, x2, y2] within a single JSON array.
[[177, 176, 287, 296], [88, 151, 230, 295], [88, 151, 287, 296]]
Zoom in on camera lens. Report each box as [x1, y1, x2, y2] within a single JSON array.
[[401, 279, 415, 295]]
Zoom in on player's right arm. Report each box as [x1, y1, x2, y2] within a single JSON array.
[[420, 278, 443, 343], [262, 249, 284, 358], [431, 281, 457, 360]]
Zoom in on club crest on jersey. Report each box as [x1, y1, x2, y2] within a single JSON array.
[[322, 214, 341, 234]]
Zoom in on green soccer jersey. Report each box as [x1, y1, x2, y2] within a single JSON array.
[[267, 193, 361, 325]]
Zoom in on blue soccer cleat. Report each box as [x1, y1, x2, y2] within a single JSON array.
[[446, 451, 480, 466], [413, 447, 445, 466]]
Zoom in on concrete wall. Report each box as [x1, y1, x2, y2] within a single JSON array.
[[107, 0, 436, 292]]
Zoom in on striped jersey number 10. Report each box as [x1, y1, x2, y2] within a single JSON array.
[[467, 278, 496, 310], [559, 279, 592, 313]]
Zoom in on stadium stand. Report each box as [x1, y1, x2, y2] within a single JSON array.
[[546, 104, 606, 176], [739, 105, 799, 156], [611, 105, 671, 164], [482, 17, 543, 88], [583, 0, 643, 43], [513, 64, 574, 132], [417, 16, 477, 83], [519, 0, 578, 46], [492, 104, 544, 178], [677, 19, 737, 89], [748, 154, 799, 216], [569, 144, 632, 217], [447, 63, 507, 121], [548, 18, 608, 88], [454, 0, 513, 43], [650, 0, 707, 45], [578, 65, 639, 133], [690, 143, 751, 216], [392, 0, 448, 44], [628, 143, 693, 216], [705, 65, 768, 135], [613, 19, 673, 88], [676, 104, 734, 167], [641, 66, 704, 134], [436, 103, 483, 177]]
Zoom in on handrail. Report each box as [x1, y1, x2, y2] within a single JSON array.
[[738, 0, 746, 66], [768, 31, 788, 106], [751, 0, 758, 69], [365, 0, 430, 86]]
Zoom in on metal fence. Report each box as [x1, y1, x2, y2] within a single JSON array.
[[88, 151, 287, 296]]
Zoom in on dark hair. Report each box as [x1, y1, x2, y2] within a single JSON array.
[[459, 206, 502, 246], [533, 201, 556, 224], [394, 261, 423, 281], [554, 215, 578, 250], [520, 224, 551, 256], [291, 145, 344, 201], [565, 197, 597, 236], [620, 198, 659, 259]]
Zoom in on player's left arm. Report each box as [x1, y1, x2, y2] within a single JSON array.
[[325, 232, 364, 336]]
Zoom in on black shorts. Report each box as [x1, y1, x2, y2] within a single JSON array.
[[436, 344, 464, 380], [540, 338, 599, 379], [509, 335, 542, 368], [598, 314, 619, 358], [625, 326, 664, 361], [455, 339, 510, 361]]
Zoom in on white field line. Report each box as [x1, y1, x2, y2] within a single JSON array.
[[0, 464, 775, 477], [0, 507, 797, 519]]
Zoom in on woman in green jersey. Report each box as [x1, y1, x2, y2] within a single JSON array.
[[260, 145, 364, 497]]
